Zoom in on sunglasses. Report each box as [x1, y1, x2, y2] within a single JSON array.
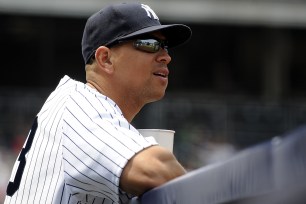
[[133, 39, 168, 53], [111, 38, 168, 53]]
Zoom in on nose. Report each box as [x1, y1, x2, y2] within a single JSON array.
[[157, 49, 172, 65]]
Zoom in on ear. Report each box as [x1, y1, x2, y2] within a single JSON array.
[[95, 46, 114, 74]]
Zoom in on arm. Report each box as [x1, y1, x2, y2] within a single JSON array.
[[119, 145, 186, 196]]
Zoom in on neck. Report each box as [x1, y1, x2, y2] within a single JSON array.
[[86, 80, 143, 123]]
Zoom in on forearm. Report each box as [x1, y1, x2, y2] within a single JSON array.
[[120, 145, 186, 196]]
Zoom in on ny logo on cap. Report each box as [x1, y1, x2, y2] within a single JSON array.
[[141, 4, 159, 20]]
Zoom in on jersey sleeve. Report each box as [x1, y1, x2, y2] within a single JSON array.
[[61, 87, 157, 203]]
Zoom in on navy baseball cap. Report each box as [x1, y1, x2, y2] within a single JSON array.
[[82, 2, 192, 64]]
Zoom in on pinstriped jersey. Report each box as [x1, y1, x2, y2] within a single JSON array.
[[5, 75, 157, 204]]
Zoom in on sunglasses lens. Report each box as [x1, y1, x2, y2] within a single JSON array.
[[134, 39, 166, 53]]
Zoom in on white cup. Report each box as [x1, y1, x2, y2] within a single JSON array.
[[138, 129, 175, 152]]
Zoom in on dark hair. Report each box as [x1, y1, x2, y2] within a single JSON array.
[[87, 54, 96, 65]]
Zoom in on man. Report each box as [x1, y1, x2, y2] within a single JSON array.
[[5, 2, 192, 204]]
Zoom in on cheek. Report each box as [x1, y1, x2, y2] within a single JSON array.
[[129, 69, 151, 86], [125, 57, 151, 77], [115, 50, 154, 83], [117, 60, 149, 86]]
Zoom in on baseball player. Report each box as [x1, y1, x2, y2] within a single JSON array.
[[5, 2, 192, 204]]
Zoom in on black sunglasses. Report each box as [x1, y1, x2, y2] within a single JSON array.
[[110, 38, 168, 53]]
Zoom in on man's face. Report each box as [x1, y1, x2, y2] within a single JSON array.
[[110, 32, 172, 104]]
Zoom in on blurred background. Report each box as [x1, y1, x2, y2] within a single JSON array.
[[1, 0, 306, 202]]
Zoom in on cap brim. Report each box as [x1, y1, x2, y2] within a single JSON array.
[[117, 24, 192, 48]]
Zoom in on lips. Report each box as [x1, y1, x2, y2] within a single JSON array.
[[153, 69, 169, 78]]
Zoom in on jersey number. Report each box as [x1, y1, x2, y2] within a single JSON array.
[[7, 117, 38, 196]]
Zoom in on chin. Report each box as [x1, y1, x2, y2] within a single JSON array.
[[147, 92, 166, 103]]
